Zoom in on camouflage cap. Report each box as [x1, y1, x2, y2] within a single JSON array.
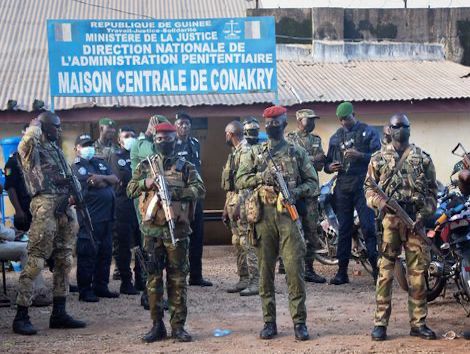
[[336, 102, 354, 118], [296, 109, 319, 120], [99, 117, 116, 126], [242, 116, 260, 130]]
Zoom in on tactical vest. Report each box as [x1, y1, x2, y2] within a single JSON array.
[[287, 131, 322, 158], [139, 157, 194, 227], [257, 142, 301, 205], [21, 142, 70, 197], [221, 152, 236, 192], [379, 146, 427, 207]]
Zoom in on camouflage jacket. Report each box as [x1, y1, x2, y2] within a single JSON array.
[[93, 139, 119, 162], [286, 130, 325, 171], [364, 143, 437, 220], [235, 139, 319, 205], [221, 140, 252, 193], [18, 126, 71, 197], [127, 153, 205, 238]]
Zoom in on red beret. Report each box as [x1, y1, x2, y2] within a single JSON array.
[[263, 105, 287, 118], [155, 122, 177, 133]]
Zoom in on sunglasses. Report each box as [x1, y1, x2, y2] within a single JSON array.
[[390, 123, 410, 129]]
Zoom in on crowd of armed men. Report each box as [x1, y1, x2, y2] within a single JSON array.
[[4, 100, 457, 343]]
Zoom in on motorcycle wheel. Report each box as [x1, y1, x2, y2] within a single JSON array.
[[393, 254, 447, 302], [459, 255, 470, 302], [313, 226, 339, 266]]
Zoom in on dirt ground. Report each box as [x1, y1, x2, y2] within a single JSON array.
[[1, 245, 469, 353]]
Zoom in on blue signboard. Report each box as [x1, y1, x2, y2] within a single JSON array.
[[47, 18, 277, 97]]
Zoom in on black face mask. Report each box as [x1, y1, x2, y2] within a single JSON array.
[[246, 137, 259, 145], [391, 127, 410, 143], [155, 141, 175, 156], [266, 125, 284, 140], [225, 138, 233, 148]]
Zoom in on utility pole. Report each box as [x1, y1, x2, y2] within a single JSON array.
[[403, 0, 407, 8]]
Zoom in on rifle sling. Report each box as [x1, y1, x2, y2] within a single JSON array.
[[381, 145, 412, 195]]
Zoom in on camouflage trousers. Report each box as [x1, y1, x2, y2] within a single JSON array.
[[144, 235, 189, 330], [17, 195, 77, 307], [302, 199, 321, 264], [226, 191, 258, 282], [230, 218, 259, 282], [375, 215, 431, 327], [255, 204, 307, 324]]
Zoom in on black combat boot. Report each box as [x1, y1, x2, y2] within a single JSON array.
[[260, 322, 278, 339], [49, 297, 86, 329], [172, 327, 192, 342], [12, 305, 37, 335], [94, 287, 120, 298], [410, 325, 436, 340], [120, 281, 139, 295], [304, 263, 326, 283], [142, 319, 167, 343], [294, 323, 309, 341], [329, 265, 349, 285], [371, 326, 387, 341]]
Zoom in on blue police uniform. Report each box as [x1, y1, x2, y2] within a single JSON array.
[[108, 148, 142, 290], [174, 136, 208, 284], [325, 121, 380, 279], [72, 157, 115, 298], [4, 152, 32, 231]]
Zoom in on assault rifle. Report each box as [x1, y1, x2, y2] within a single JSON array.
[[68, 174, 95, 249], [367, 176, 441, 256], [265, 150, 304, 240], [145, 156, 177, 246]]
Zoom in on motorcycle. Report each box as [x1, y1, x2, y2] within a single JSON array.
[[314, 176, 373, 275], [395, 191, 470, 313]]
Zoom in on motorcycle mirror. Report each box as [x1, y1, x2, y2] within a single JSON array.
[[440, 242, 450, 250], [452, 143, 468, 157]]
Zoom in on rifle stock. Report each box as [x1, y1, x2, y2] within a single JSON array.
[[367, 176, 441, 256]]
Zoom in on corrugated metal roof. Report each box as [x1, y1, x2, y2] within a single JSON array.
[[1, 1, 470, 111], [277, 60, 470, 105]]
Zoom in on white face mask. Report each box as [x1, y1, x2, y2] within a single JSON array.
[[80, 146, 95, 160], [123, 137, 136, 151]]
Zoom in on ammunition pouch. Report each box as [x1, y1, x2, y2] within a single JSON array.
[[246, 188, 263, 224], [139, 191, 192, 227]]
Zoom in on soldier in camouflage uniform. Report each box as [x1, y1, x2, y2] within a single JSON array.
[[365, 113, 437, 341], [130, 114, 169, 309], [127, 122, 205, 343], [286, 109, 326, 283], [222, 121, 259, 296], [13, 112, 86, 335], [236, 106, 318, 341], [94, 117, 119, 161]]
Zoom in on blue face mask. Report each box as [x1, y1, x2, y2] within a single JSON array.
[[80, 146, 95, 160], [123, 137, 136, 151]]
